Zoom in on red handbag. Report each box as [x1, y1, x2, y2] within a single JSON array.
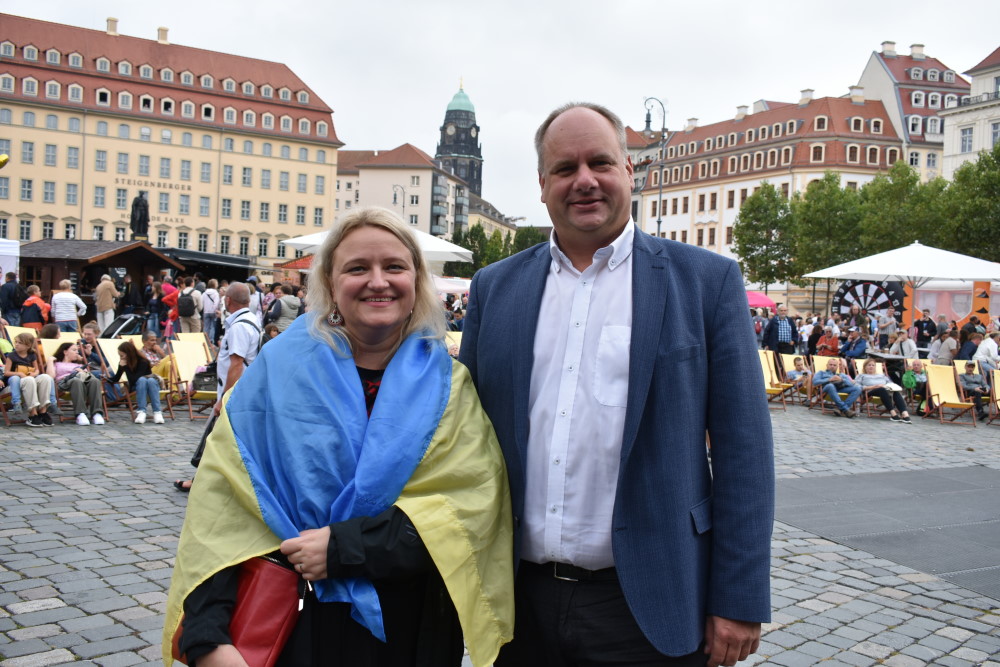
[[173, 556, 301, 667]]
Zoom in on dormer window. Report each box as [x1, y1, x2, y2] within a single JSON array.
[[850, 117, 863, 132], [688, 141, 696, 154], [943, 70, 956, 83], [927, 69, 939, 81], [140, 65, 153, 79], [871, 119, 883, 134], [68, 84, 82, 102], [279, 88, 291, 101], [261, 85, 273, 98], [678, 143, 686, 157], [46, 49, 60, 65], [280, 116, 292, 132], [161, 98, 174, 115], [299, 119, 310, 134], [243, 110, 255, 126], [705, 137, 713, 151], [746, 129, 755, 142], [911, 67, 923, 80], [262, 113, 274, 129], [243, 82, 254, 95], [181, 71, 194, 86], [161, 68, 174, 82], [22, 77, 37, 96], [772, 123, 781, 138], [201, 74, 213, 88], [181, 101, 195, 118], [24, 46, 38, 61], [118, 61, 132, 76], [944, 94, 958, 108], [786, 120, 797, 134], [139, 94, 153, 111], [45, 81, 60, 99], [223, 78, 236, 92], [0, 42, 14, 57], [297, 91, 309, 104], [223, 107, 237, 124], [96, 88, 110, 105], [201, 104, 214, 120], [911, 91, 925, 107], [926, 117, 941, 134], [728, 132, 737, 145], [119, 92, 132, 109], [759, 126, 769, 140], [69, 53, 83, 68], [908, 115, 922, 134], [814, 116, 828, 131], [317, 121, 328, 137], [667, 146, 676, 158], [928, 93, 941, 108]]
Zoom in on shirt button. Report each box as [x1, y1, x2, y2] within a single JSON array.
[[560, 410, 567, 417], [550, 506, 557, 513], [553, 458, 560, 465], [567, 365, 574, 372], [575, 322, 581, 327]]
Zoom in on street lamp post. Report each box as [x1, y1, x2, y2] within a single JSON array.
[[392, 184, 406, 222], [644, 97, 667, 239]]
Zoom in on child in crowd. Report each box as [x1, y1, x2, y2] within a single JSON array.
[[3, 333, 53, 427]]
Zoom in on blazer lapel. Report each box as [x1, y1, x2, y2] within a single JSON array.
[[620, 231, 669, 463], [512, 245, 551, 464]]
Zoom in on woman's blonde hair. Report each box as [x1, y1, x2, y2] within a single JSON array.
[[306, 206, 445, 356]]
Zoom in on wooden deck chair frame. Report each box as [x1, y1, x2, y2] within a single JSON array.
[[778, 353, 813, 405], [96, 338, 175, 422], [1, 352, 44, 426], [953, 359, 982, 377], [38, 339, 110, 423], [809, 357, 853, 415], [923, 363, 976, 427], [3, 325, 38, 343], [168, 339, 217, 420], [852, 359, 891, 418], [758, 350, 792, 411], [989, 369, 1000, 426]]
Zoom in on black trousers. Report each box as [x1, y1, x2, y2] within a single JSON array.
[[495, 561, 707, 667]]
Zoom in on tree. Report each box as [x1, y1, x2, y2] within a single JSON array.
[[791, 171, 862, 275], [945, 141, 1000, 262], [512, 226, 548, 253], [731, 182, 795, 288], [857, 161, 950, 254]]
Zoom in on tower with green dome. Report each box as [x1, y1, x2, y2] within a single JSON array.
[[435, 84, 483, 196]]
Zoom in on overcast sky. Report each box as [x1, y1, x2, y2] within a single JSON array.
[[6, 0, 999, 228]]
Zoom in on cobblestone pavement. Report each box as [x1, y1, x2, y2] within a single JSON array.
[[1, 405, 998, 666]]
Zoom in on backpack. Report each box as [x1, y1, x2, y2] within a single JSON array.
[[754, 319, 762, 334], [11, 283, 28, 311], [177, 289, 197, 317], [263, 298, 281, 325]]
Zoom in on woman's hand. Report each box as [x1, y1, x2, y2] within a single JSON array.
[[280, 526, 331, 581], [197, 644, 249, 667]]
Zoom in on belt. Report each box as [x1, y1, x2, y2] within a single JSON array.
[[524, 560, 617, 582]]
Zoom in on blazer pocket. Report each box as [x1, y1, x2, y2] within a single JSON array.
[[593, 325, 630, 407], [690, 496, 713, 535], [665, 343, 702, 364]]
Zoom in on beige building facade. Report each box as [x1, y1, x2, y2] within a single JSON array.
[[0, 14, 341, 272]]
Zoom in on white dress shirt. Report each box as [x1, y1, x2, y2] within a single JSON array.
[[523, 222, 634, 569]]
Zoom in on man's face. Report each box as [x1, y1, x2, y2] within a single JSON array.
[[777, 307, 787, 317], [82, 329, 97, 345], [827, 359, 840, 373], [966, 365, 976, 375], [849, 330, 858, 340], [539, 107, 634, 245], [913, 360, 923, 371], [887, 308, 894, 316], [923, 310, 931, 319]]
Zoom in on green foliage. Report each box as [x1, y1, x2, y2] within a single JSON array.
[[441, 223, 549, 277], [857, 162, 950, 253], [512, 226, 548, 253], [731, 182, 795, 286], [945, 141, 1000, 262], [790, 171, 862, 276]]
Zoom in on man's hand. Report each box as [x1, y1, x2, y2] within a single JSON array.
[[197, 644, 249, 667], [280, 526, 331, 581], [704, 616, 761, 667]]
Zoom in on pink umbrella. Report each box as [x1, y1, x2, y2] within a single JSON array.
[[746, 291, 776, 310]]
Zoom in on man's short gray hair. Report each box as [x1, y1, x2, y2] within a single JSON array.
[[534, 102, 628, 172]]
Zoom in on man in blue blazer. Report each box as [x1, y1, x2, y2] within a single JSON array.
[[460, 103, 774, 666]]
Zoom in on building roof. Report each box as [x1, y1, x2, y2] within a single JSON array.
[[356, 143, 437, 169], [336, 150, 380, 175], [625, 126, 658, 149], [274, 255, 314, 270], [0, 13, 341, 144], [18, 239, 184, 269], [446, 86, 475, 113], [966, 45, 1000, 75], [874, 49, 969, 91]]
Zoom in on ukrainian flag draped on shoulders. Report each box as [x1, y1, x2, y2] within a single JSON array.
[[163, 314, 513, 667]]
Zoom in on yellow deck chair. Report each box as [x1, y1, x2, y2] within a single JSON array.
[[3, 325, 38, 342], [989, 369, 1000, 426], [778, 353, 812, 405], [853, 359, 885, 376], [924, 363, 976, 426], [758, 350, 791, 410], [169, 339, 216, 419], [445, 331, 462, 352], [97, 338, 174, 421], [176, 332, 214, 361], [809, 358, 854, 415], [954, 360, 982, 377], [38, 338, 109, 422], [120, 334, 143, 347]]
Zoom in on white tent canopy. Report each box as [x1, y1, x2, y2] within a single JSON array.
[[803, 242, 1000, 288], [0, 238, 19, 276], [281, 228, 473, 264]]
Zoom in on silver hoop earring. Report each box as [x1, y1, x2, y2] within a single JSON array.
[[328, 306, 343, 327]]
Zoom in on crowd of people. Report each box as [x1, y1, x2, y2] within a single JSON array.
[[758, 303, 998, 422]]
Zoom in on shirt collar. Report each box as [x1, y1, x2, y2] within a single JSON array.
[[224, 307, 251, 327], [548, 221, 635, 274]]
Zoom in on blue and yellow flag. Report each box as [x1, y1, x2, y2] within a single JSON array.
[[163, 316, 513, 666]]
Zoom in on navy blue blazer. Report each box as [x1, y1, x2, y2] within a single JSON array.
[[459, 227, 774, 657]]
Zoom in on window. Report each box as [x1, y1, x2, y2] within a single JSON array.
[[911, 92, 925, 107], [198, 233, 208, 252], [682, 197, 689, 214], [139, 155, 150, 176], [781, 146, 792, 165], [258, 238, 269, 257], [280, 116, 292, 132], [240, 200, 251, 220], [317, 149, 327, 164], [238, 237, 249, 256], [160, 157, 171, 178], [45, 81, 59, 99], [280, 88, 291, 101], [871, 119, 883, 134], [140, 126, 151, 141], [64, 223, 77, 240], [927, 152, 938, 169], [261, 169, 272, 189], [260, 202, 270, 222], [177, 232, 188, 250], [960, 127, 973, 152], [0, 41, 13, 57], [67, 146, 79, 169], [410, 194, 420, 206], [263, 143, 273, 157], [44, 144, 57, 166], [317, 122, 328, 138], [117, 152, 129, 174], [926, 117, 941, 134], [928, 93, 941, 108], [242, 81, 254, 96], [279, 172, 289, 191], [814, 117, 828, 131], [847, 145, 859, 163], [280, 145, 291, 159], [201, 74, 213, 88], [850, 118, 863, 132], [94, 186, 106, 207], [296, 205, 306, 225], [911, 67, 923, 80], [23, 111, 35, 127], [297, 147, 308, 161], [297, 174, 307, 193], [182, 102, 195, 118], [753, 153, 763, 169], [43, 181, 55, 203], [243, 140, 253, 154], [20, 220, 32, 241], [0, 176, 7, 199], [223, 165, 233, 185], [224, 138, 234, 152], [118, 60, 132, 76], [993, 122, 1000, 147], [278, 204, 288, 223], [810, 144, 824, 162], [157, 231, 168, 248], [114, 227, 126, 241], [867, 147, 879, 164], [908, 116, 923, 135], [201, 162, 212, 183], [299, 119, 310, 134], [220, 235, 230, 253], [727, 190, 735, 209], [202, 104, 214, 120], [886, 148, 899, 165], [708, 228, 716, 246], [161, 129, 172, 144], [262, 85, 273, 98], [159, 192, 169, 213], [95, 150, 107, 171], [203, 135, 214, 150], [263, 114, 274, 130], [178, 194, 190, 215], [315, 175, 325, 195], [221, 198, 232, 218], [224, 108, 236, 124], [944, 70, 956, 83], [243, 111, 255, 128], [0, 75, 12, 93], [760, 126, 769, 140], [182, 132, 192, 146], [710, 192, 717, 210], [276, 240, 286, 258], [200, 196, 210, 216], [66, 183, 78, 205], [242, 167, 252, 186], [96, 56, 110, 72], [116, 188, 127, 209], [697, 194, 705, 212], [314, 208, 324, 226], [68, 84, 82, 102]]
